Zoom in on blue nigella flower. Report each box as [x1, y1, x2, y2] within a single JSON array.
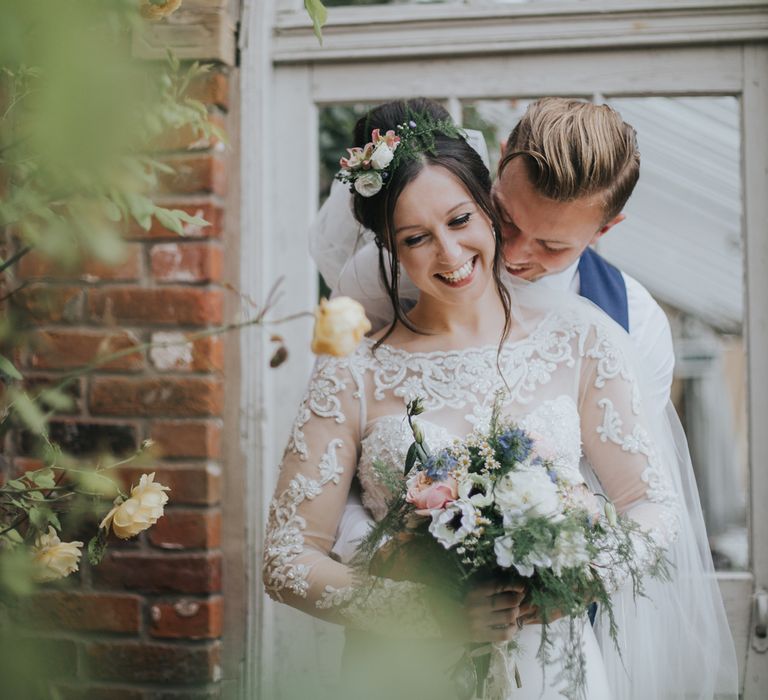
[[547, 470, 558, 484], [408, 120, 417, 128], [496, 427, 534, 465], [423, 449, 458, 480]]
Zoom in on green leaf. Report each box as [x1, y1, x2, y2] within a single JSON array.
[[30, 468, 56, 490], [153, 207, 184, 235], [87, 530, 108, 566], [39, 388, 75, 412], [0, 353, 24, 381], [102, 199, 122, 222], [0, 548, 35, 596], [10, 389, 48, 436], [304, 0, 328, 43], [28, 506, 54, 530], [404, 442, 417, 476]]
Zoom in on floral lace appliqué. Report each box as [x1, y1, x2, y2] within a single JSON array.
[[263, 438, 344, 601]]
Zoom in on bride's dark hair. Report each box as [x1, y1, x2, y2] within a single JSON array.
[[350, 98, 512, 348]]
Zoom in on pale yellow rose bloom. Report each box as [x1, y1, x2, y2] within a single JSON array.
[[311, 297, 372, 357], [140, 0, 182, 21], [100, 472, 170, 539], [31, 527, 84, 583]]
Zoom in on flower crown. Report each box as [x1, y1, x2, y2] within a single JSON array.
[[335, 114, 464, 198]]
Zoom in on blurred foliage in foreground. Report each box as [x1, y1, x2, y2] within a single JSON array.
[[0, 1, 219, 694], [0, 0, 216, 601]]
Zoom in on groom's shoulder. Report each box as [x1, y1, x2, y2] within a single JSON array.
[[619, 270, 673, 349]]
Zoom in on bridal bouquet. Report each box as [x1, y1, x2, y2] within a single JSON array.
[[354, 396, 669, 699]]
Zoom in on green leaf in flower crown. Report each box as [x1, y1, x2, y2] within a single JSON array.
[[87, 531, 108, 566], [0, 353, 22, 380], [304, 0, 327, 43]]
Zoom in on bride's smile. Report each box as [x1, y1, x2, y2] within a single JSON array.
[[393, 165, 496, 308]]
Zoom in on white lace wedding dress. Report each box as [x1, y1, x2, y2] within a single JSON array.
[[263, 302, 734, 699]]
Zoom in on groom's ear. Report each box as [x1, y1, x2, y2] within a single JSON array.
[[590, 212, 626, 244]]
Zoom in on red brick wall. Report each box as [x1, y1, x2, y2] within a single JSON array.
[[10, 67, 233, 700]]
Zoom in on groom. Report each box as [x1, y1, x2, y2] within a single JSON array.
[[310, 97, 674, 562]]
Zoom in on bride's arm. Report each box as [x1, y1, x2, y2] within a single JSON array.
[[262, 354, 444, 636], [577, 323, 681, 591]]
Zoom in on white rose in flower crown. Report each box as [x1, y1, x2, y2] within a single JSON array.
[[100, 472, 170, 539], [311, 297, 372, 357], [370, 141, 395, 170], [31, 527, 83, 582], [354, 171, 384, 197], [494, 467, 563, 524]]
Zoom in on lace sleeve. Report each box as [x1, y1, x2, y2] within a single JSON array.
[[577, 323, 681, 592], [262, 353, 442, 637]]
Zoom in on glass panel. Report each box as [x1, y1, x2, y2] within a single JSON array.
[[603, 96, 746, 571], [463, 96, 747, 571]]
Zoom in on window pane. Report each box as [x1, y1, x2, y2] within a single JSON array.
[[603, 96, 746, 571]]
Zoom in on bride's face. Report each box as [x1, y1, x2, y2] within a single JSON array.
[[392, 165, 496, 305]]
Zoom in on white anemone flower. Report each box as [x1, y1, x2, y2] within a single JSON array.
[[428, 500, 479, 549], [458, 473, 494, 508]]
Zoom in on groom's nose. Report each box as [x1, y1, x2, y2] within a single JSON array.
[[501, 229, 532, 262]]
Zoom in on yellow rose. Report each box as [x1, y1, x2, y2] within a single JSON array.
[[140, 0, 183, 21], [311, 297, 372, 357], [100, 472, 170, 539], [32, 527, 83, 583]]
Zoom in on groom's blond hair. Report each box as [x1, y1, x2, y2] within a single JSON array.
[[499, 98, 640, 223]]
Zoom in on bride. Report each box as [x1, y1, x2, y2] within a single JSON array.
[[262, 100, 737, 699]]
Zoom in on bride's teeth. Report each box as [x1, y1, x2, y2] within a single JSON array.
[[439, 258, 474, 283]]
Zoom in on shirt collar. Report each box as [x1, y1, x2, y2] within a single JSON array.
[[532, 258, 580, 292]]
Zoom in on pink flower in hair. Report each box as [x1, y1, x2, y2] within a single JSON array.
[[340, 147, 364, 170]]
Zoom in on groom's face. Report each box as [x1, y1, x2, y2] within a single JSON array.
[[492, 158, 625, 282]]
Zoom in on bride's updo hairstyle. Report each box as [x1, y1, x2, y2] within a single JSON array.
[[348, 98, 511, 347]]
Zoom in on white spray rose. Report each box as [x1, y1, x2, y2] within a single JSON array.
[[494, 467, 563, 524], [311, 297, 371, 357], [100, 472, 170, 539], [370, 141, 395, 170], [32, 527, 83, 582], [353, 171, 383, 197], [494, 533, 516, 569]]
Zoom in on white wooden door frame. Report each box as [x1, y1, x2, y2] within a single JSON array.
[[242, 2, 768, 697]]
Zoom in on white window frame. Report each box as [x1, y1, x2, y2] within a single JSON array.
[[241, 1, 768, 697]]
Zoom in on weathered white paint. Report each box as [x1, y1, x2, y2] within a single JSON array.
[[149, 331, 194, 370]]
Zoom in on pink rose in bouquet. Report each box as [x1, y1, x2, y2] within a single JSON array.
[[406, 471, 458, 516]]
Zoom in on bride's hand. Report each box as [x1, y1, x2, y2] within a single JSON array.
[[462, 579, 527, 643]]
